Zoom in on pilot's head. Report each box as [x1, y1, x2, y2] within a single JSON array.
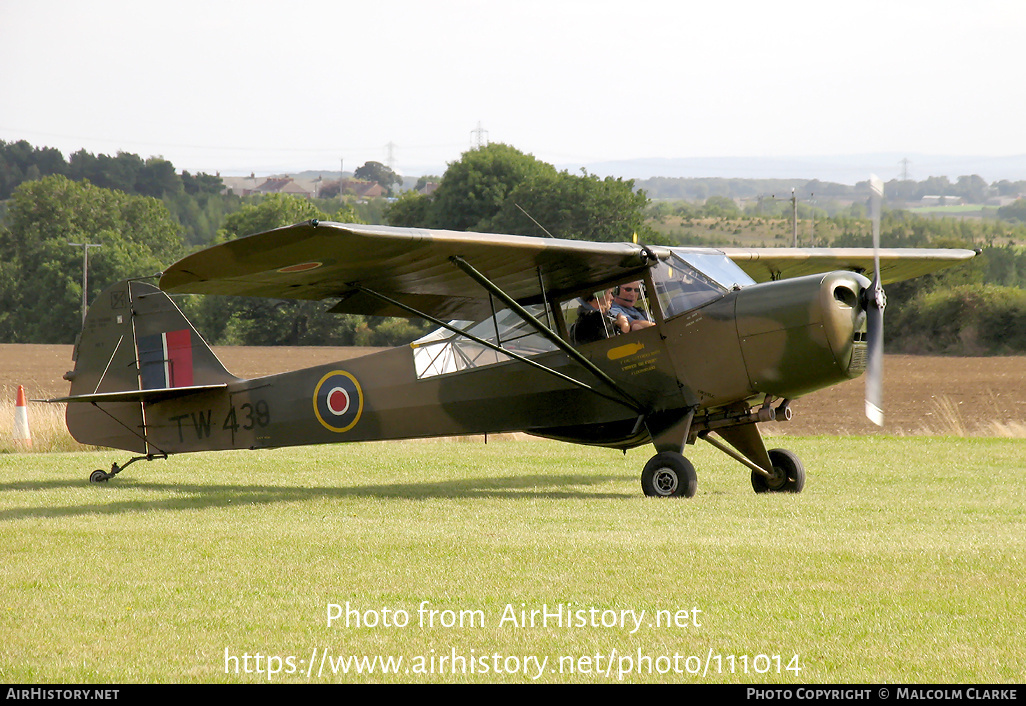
[[614, 281, 643, 307]]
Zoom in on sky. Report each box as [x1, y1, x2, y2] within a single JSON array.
[[2, 0, 1025, 179]]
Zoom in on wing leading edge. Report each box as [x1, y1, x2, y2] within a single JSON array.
[[159, 221, 977, 319], [720, 247, 977, 284]]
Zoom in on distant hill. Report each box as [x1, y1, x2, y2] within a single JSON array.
[[234, 154, 1026, 193], [228, 154, 1026, 188], [559, 153, 1026, 185]]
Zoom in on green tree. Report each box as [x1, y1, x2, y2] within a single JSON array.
[[0, 140, 68, 198], [68, 150, 144, 193], [0, 176, 182, 343], [889, 284, 1026, 354], [997, 198, 1026, 223], [914, 176, 953, 200], [701, 195, 741, 218], [215, 193, 331, 241], [353, 161, 402, 194], [414, 175, 442, 191], [425, 143, 558, 231], [485, 170, 653, 242], [384, 189, 432, 228], [994, 180, 1026, 197], [181, 171, 224, 197], [189, 194, 428, 346], [954, 174, 988, 204], [193, 195, 332, 345], [136, 157, 181, 198], [884, 179, 919, 203], [163, 187, 242, 248], [386, 144, 653, 243]]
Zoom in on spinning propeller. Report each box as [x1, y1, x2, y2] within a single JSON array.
[[864, 175, 886, 426]]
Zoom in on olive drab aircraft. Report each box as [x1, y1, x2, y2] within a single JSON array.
[[53, 186, 975, 497]]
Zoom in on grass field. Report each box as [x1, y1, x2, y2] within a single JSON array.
[[906, 205, 997, 218], [1, 436, 1022, 683]]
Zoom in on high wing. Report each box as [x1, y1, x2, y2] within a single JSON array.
[[720, 247, 977, 284], [159, 221, 661, 320], [159, 220, 977, 318]]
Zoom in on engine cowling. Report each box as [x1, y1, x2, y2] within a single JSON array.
[[734, 271, 871, 399]]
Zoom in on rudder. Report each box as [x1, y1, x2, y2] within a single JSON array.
[[63, 280, 236, 453]]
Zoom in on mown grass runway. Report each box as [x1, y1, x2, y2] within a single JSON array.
[[1, 436, 1023, 683]]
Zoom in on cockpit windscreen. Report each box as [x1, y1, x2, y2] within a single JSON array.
[[653, 251, 756, 320]]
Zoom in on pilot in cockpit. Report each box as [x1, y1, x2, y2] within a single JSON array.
[[610, 281, 655, 331]]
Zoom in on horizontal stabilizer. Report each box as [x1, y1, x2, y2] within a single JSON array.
[[49, 384, 228, 405]]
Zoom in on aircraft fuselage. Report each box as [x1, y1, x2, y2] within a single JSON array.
[[74, 267, 870, 457]]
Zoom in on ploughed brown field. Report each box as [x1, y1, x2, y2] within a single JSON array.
[[3, 344, 1024, 437]]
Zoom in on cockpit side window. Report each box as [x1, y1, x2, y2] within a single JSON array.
[[412, 305, 557, 378]]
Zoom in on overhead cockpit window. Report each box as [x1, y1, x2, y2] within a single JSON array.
[[674, 251, 755, 291], [652, 252, 755, 320]]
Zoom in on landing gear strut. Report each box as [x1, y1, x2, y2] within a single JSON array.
[[637, 405, 807, 498], [88, 454, 167, 483]]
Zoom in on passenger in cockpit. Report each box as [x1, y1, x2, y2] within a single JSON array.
[[572, 289, 629, 345]]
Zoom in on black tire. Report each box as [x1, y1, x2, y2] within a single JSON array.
[[89, 470, 109, 484], [751, 448, 805, 493], [641, 451, 698, 498]]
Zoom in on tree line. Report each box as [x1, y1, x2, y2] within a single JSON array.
[[0, 141, 650, 346], [0, 175, 428, 347], [0, 139, 223, 200], [3, 139, 1026, 353], [637, 174, 1026, 211], [0, 141, 419, 346]]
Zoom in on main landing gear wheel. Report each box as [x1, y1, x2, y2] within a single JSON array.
[[751, 448, 805, 493], [641, 451, 698, 498]]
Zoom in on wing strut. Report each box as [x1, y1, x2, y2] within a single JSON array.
[[448, 255, 646, 413], [351, 284, 645, 414]]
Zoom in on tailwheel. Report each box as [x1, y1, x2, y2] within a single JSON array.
[[641, 451, 698, 498], [751, 448, 805, 493], [85, 454, 166, 484]]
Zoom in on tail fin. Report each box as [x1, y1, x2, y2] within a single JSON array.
[[60, 280, 237, 453]]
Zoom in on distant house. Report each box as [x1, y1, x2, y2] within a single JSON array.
[[221, 175, 315, 199], [220, 174, 391, 200], [988, 194, 1025, 207], [339, 179, 385, 199], [220, 174, 262, 196], [250, 177, 313, 199], [919, 195, 965, 207]]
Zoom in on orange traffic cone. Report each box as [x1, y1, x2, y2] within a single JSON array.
[[13, 385, 32, 448]]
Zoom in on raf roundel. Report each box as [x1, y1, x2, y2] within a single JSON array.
[[277, 261, 323, 274], [313, 370, 364, 433]]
